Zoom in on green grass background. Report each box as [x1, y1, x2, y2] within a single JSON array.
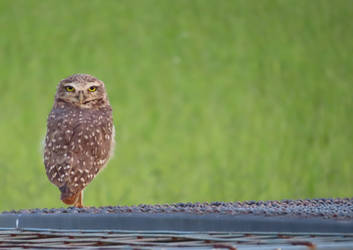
[[0, 0, 352, 210]]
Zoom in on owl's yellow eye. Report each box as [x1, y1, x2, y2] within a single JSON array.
[[88, 86, 97, 92], [65, 86, 75, 92]]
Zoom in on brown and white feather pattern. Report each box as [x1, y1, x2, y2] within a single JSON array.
[[44, 103, 114, 197]]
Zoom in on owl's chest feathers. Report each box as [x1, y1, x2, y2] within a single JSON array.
[[49, 105, 112, 131], [46, 105, 113, 156]]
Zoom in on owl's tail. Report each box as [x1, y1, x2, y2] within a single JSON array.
[[59, 185, 79, 205]]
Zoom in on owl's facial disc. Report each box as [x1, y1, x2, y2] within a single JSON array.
[[60, 82, 104, 106]]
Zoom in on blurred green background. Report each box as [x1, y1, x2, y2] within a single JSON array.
[[0, 0, 352, 210]]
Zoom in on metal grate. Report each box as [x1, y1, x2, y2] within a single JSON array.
[[0, 229, 352, 249]]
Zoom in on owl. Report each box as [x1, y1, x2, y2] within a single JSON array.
[[44, 73, 115, 208]]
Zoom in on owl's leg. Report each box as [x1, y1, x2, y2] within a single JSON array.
[[75, 191, 84, 208]]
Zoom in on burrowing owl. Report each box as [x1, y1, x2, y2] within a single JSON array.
[[44, 73, 115, 208]]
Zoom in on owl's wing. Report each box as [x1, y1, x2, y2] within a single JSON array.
[[44, 112, 75, 188]]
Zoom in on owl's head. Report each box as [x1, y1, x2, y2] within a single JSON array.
[[55, 73, 109, 108]]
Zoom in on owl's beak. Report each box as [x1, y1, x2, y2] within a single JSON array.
[[78, 91, 84, 104]]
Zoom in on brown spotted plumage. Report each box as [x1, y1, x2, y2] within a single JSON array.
[[44, 73, 115, 207]]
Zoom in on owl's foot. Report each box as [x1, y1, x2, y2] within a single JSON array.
[[74, 191, 84, 208]]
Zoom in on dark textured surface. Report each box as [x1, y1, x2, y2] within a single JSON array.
[[2, 198, 353, 220], [1, 230, 353, 249]]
